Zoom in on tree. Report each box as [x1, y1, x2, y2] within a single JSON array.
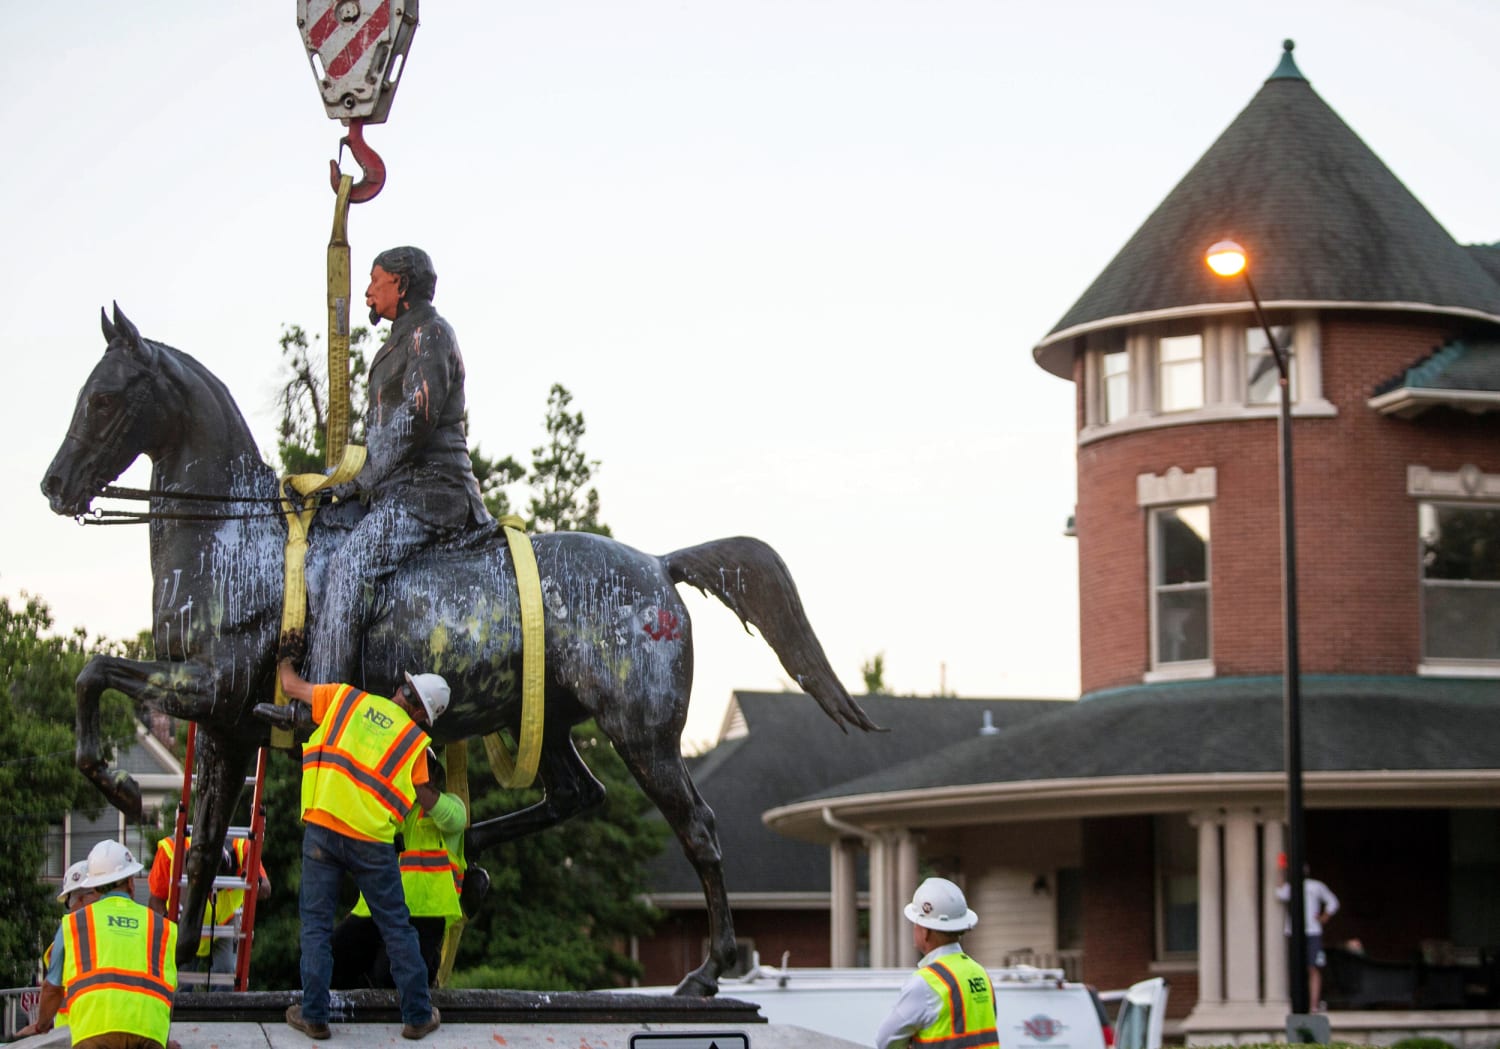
[[251, 327, 662, 991], [0, 594, 135, 985], [861, 652, 887, 694], [526, 384, 611, 535]]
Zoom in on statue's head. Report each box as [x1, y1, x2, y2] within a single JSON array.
[[372, 246, 437, 306]]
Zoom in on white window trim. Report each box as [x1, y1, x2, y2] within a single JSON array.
[[1140, 469, 1217, 682], [1410, 464, 1500, 677], [1079, 313, 1335, 446]]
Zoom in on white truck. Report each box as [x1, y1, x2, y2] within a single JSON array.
[[608, 964, 1167, 1048]]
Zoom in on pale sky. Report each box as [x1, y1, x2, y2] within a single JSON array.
[[4, 1, 1497, 751]]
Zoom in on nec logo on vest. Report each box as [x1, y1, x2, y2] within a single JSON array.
[[106, 915, 140, 930], [364, 707, 395, 730], [968, 976, 989, 995]]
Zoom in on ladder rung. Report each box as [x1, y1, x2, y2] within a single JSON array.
[[179, 876, 251, 891], [183, 826, 254, 839], [176, 971, 238, 990]]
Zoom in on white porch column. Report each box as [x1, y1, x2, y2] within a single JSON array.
[[895, 831, 920, 967], [869, 833, 893, 967], [1223, 809, 1261, 1003], [1194, 811, 1224, 1006], [1262, 818, 1288, 1005], [830, 837, 860, 967]]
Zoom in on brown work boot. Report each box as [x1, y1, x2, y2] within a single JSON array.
[[402, 1006, 442, 1040], [287, 1004, 331, 1040]]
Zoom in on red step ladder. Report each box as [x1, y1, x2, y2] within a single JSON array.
[[164, 723, 269, 992]]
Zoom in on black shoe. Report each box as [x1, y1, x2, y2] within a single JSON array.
[[287, 1004, 331, 1040], [402, 1006, 441, 1040]]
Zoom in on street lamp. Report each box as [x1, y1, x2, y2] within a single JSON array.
[[1205, 240, 1311, 1017]]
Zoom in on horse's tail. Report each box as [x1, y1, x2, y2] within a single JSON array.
[[663, 537, 881, 733]]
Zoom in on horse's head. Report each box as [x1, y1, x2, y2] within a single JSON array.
[[41, 304, 164, 517]]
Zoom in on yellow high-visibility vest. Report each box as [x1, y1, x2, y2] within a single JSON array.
[[352, 806, 462, 922], [61, 894, 177, 1046], [913, 952, 999, 1049], [301, 685, 427, 842]]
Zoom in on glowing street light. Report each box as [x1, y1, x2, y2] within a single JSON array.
[[1204, 240, 1312, 1019]]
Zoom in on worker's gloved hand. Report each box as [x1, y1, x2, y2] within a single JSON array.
[[277, 630, 307, 668]]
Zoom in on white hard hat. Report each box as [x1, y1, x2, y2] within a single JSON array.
[[57, 860, 91, 901], [404, 671, 451, 723], [79, 839, 143, 889], [904, 877, 978, 932]]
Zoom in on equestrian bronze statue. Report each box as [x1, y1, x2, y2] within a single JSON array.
[[41, 304, 877, 995]]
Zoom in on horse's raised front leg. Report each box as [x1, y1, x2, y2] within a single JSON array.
[[75, 655, 224, 819], [464, 720, 606, 856]]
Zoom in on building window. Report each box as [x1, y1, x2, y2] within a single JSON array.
[[1158, 334, 1203, 412], [1156, 815, 1198, 959], [1420, 502, 1500, 662], [1151, 505, 1211, 667], [1246, 323, 1296, 405], [1102, 348, 1130, 423]]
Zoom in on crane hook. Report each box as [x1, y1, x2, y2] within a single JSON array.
[[328, 119, 386, 204]]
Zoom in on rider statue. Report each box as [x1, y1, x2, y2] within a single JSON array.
[[307, 246, 493, 684]]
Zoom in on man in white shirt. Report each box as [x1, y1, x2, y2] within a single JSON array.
[[1275, 856, 1340, 1011], [874, 878, 998, 1049]]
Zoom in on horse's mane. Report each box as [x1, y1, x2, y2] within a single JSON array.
[[146, 337, 277, 488]]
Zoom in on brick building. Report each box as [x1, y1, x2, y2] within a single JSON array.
[[658, 41, 1500, 1045]]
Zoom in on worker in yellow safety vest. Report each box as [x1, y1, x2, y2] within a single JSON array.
[[13, 859, 98, 1039], [148, 834, 272, 977], [331, 748, 467, 988], [30, 838, 179, 1049], [874, 877, 999, 1049], [263, 659, 447, 1041]]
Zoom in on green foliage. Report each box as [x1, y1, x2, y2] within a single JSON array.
[[1390, 1038, 1458, 1049], [0, 593, 136, 985], [525, 384, 611, 536], [860, 652, 886, 694], [453, 722, 667, 989], [274, 324, 371, 476]]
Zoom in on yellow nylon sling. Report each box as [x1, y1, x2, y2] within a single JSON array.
[[482, 515, 545, 789], [272, 444, 366, 750]]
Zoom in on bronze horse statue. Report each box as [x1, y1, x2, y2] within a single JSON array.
[[41, 305, 878, 994]]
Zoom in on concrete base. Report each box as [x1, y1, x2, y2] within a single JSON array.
[[1286, 1012, 1330, 1045]]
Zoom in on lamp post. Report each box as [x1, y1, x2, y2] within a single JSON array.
[[1205, 240, 1310, 1016]]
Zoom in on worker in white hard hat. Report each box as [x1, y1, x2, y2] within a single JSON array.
[[874, 877, 999, 1049], [12, 861, 100, 1039], [29, 839, 180, 1048], [264, 659, 448, 1042]]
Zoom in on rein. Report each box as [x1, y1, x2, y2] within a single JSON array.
[[76, 484, 332, 526]]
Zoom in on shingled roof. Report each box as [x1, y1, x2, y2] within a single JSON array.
[[1369, 337, 1500, 417], [645, 691, 1067, 898], [1034, 42, 1500, 378], [794, 675, 1500, 802]]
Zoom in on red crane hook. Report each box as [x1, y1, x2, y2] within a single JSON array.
[[329, 120, 386, 203]]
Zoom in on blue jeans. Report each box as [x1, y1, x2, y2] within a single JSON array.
[[299, 822, 432, 1025]]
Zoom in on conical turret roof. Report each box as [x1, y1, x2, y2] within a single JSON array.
[[1034, 41, 1500, 378]]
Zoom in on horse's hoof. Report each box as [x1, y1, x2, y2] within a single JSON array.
[[107, 770, 143, 821], [672, 970, 719, 998]]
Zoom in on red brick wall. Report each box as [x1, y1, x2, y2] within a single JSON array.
[[1082, 816, 1198, 1019], [1077, 313, 1500, 693], [635, 908, 832, 987]]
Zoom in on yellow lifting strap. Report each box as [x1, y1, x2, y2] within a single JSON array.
[[482, 516, 546, 789], [270, 443, 367, 749], [326, 174, 354, 464], [435, 740, 468, 988]]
